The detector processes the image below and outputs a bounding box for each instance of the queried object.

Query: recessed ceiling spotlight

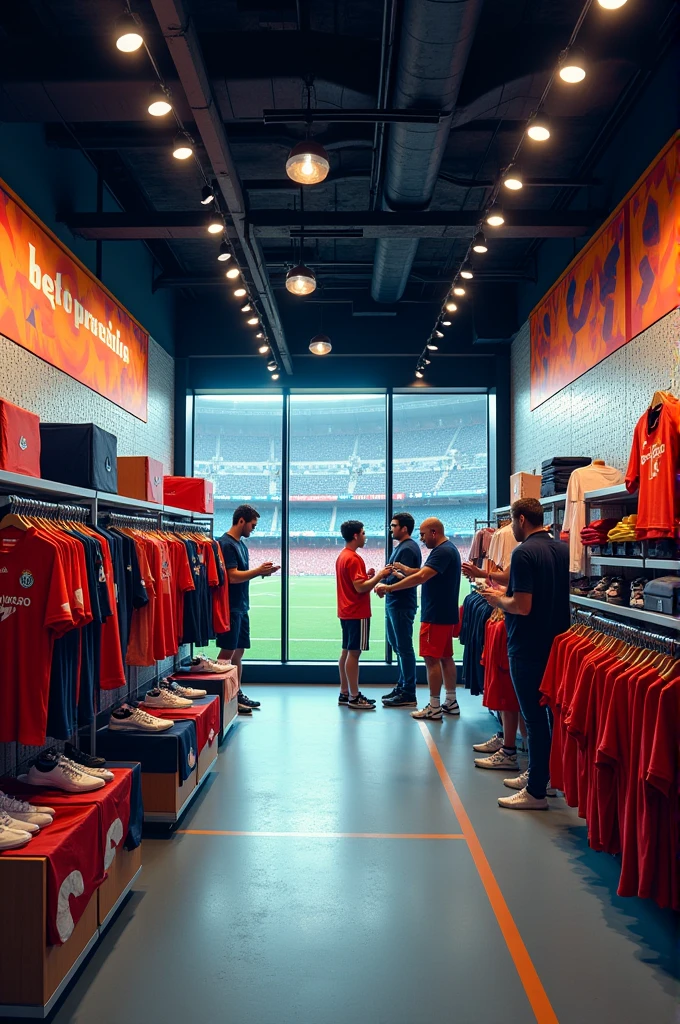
[460,261,474,280]
[148,85,172,117]
[115,13,143,52]
[286,141,330,185]
[217,241,231,262]
[200,185,215,205]
[172,133,193,160]
[526,114,550,142]
[226,267,240,280]
[472,231,488,254]
[286,264,317,296]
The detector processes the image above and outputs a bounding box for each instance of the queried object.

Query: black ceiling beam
[153,270,531,289]
[262,109,445,124]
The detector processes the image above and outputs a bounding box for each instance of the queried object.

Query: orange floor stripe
[178,829,466,839]
[418,722,559,1024]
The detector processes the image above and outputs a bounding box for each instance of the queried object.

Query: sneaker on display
[382,692,418,707]
[64,742,107,770]
[143,687,192,709]
[498,787,549,811]
[441,699,460,716]
[587,577,611,601]
[0,808,40,834]
[58,755,114,783]
[606,577,628,606]
[630,578,646,609]
[348,692,377,711]
[22,755,106,792]
[160,679,207,699]
[0,791,54,827]
[410,703,443,720]
[238,690,261,709]
[109,705,174,733]
[0,822,32,850]
[472,733,504,753]
[188,656,232,675]
[474,749,519,771]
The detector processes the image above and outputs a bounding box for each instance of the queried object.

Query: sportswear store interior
[0,1,677,1021]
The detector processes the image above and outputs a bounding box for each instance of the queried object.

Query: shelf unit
[583,483,637,504]
[570,594,680,632]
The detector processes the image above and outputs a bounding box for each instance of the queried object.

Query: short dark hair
[340,520,364,542]
[233,504,260,526]
[511,497,544,527]
[391,512,415,535]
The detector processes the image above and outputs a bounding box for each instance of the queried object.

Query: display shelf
[539,492,567,506]
[584,484,637,504]
[162,503,213,520]
[570,594,680,631]
[589,556,644,569]
[96,491,162,513]
[491,504,512,516]
[0,468,96,502]
[646,559,680,570]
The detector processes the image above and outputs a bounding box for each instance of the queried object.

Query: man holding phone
[217,504,280,714]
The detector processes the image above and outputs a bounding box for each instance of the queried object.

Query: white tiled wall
[512,308,680,474]
[0,334,174,472]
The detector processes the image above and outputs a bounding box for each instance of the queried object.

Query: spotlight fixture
[234,287,247,298]
[460,261,474,280]
[426,341,439,351]
[434,330,444,339]
[258,344,269,354]
[247,317,259,325]
[285,141,330,185]
[526,114,550,142]
[148,85,172,117]
[285,264,317,296]
[217,241,231,262]
[415,369,424,379]
[207,218,223,234]
[472,231,488,254]
[226,267,240,280]
[200,185,215,205]
[486,207,505,228]
[267,360,278,371]
[441,320,452,327]
[597,0,627,6]
[240,303,252,313]
[309,334,332,355]
[172,134,193,160]
[452,284,466,296]
[446,301,458,312]
[559,47,587,84]
[115,13,143,52]
[503,169,523,191]
[271,373,280,380]
[423,358,431,365]
[255,332,265,339]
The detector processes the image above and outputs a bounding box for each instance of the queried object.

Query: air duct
[371,0,483,303]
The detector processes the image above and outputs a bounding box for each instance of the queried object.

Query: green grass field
[197,575,464,662]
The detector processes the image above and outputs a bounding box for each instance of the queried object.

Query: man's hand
[375,583,390,598]
[462,561,486,581]
[257,562,278,576]
[367,567,376,578]
[391,561,407,574]
[482,589,505,608]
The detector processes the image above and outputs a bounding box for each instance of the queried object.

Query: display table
[170,670,239,741]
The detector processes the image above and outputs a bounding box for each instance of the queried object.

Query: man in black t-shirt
[483,497,569,811]
[380,512,422,708]
[217,504,280,714]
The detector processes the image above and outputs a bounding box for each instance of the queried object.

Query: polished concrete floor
[49,686,678,1024]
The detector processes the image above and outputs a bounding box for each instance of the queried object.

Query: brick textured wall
[512,308,680,474]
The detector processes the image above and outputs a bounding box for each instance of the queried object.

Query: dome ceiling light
[286,264,317,296]
[309,334,332,356]
[286,141,330,185]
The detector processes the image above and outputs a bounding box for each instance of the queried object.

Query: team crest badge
[19,570,34,589]
[19,436,28,450]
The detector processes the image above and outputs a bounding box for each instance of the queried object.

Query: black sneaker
[237,701,253,715]
[238,690,260,709]
[588,576,611,601]
[338,691,350,705]
[383,692,418,707]
[381,687,401,702]
[64,742,107,769]
[348,692,377,711]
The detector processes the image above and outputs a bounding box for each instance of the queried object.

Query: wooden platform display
[141,765,197,822]
[97,844,143,928]
[222,694,238,739]
[197,741,218,784]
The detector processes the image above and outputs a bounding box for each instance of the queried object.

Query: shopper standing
[376,517,461,720]
[336,520,390,710]
[216,504,280,714]
[381,513,422,708]
[482,497,569,810]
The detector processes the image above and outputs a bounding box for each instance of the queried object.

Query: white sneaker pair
[411,699,460,721]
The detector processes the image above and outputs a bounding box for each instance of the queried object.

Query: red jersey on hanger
[625,395,680,538]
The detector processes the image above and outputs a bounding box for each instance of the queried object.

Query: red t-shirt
[625,396,680,538]
[645,678,680,910]
[481,617,518,712]
[336,547,371,620]
[0,526,74,745]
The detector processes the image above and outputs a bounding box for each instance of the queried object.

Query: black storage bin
[643,576,680,615]
[39,423,118,492]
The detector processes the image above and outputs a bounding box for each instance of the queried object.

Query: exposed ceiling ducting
[371,0,484,303]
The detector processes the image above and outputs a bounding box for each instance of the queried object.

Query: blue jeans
[386,604,417,697]
[508,655,552,800]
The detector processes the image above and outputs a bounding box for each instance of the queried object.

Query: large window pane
[289,395,386,661]
[392,394,488,660]
[194,395,282,660]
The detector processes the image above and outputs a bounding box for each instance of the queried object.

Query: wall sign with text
[0,180,148,421]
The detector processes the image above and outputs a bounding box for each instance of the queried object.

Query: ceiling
[0,0,677,373]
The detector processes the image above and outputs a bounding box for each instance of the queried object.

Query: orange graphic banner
[0,180,148,421]
[530,134,680,410]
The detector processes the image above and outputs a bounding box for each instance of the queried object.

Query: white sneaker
[0,809,39,834]
[498,787,549,811]
[109,705,174,733]
[474,749,519,771]
[188,656,231,675]
[22,760,105,793]
[143,687,192,709]
[58,756,114,783]
[0,823,32,850]
[503,769,529,790]
[0,791,54,827]
[441,699,460,716]
[472,733,503,753]
[410,703,443,720]
[161,679,207,699]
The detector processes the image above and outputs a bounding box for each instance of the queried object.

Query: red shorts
[419,622,455,659]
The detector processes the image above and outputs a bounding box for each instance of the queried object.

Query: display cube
[118,456,164,504]
[510,472,542,501]
[0,397,41,477]
[163,475,214,513]
[40,423,118,492]
[97,843,142,928]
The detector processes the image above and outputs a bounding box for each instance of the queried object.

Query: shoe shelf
[589,556,644,569]
[570,594,680,632]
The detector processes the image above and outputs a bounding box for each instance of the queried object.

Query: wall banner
[530,134,679,411]
[0,180,148,421]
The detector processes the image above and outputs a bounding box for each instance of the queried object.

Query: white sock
[445,691,458,706]
[430,695,441,708]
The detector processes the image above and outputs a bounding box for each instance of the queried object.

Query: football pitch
[198,575,465,663]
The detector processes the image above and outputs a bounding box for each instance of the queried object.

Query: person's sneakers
[472,733,504,753]
[64,742,107,769]
[237,698,253,715]
[22,755,106,792]
[160,679,207,699]
[187,655,232,675]
[0,790,54,826]
[238,691,261,709]
[109,705,174,733]
[0,822,32,850]
[411,703,443,720]
[381,687,401,702]
[498,787,549,811]
[474,749,519,771]
[503,769,529,790]
[383,692,418,707]
[0,808,40,834]
[441,698,460,716]
[143,687,192,709]
[338,691,349,705]
[348,692,376,710]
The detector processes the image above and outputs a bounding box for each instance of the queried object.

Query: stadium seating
[290,473,350,495]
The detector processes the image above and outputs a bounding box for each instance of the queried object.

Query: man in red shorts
[376,517,461,720]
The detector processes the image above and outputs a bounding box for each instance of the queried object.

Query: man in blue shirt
[217,504,279,714]
[380,512,422,708]
[377,517,461,721]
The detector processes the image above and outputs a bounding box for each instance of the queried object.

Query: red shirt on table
[336,548,371,619]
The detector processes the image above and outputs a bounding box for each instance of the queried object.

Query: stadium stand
[353,473,386,495]
[290,508,332,533]
[393,470,443,493]
[290,473,350,495]
[291,435,355,461]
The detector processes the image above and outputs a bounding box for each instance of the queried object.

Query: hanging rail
[161,517,211,534]
[99,511,160,529]
[0,493,90,521]
[570,605,678,655]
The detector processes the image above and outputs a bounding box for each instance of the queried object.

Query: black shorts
[340,618,370,652]
[216,611,251,651]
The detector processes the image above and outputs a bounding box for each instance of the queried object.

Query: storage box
[118,456,164,504]
[0,398,41,477]
[163,475,214,513]
[510,472,542,501]
[40,423,118,492]
[643,576,680,615]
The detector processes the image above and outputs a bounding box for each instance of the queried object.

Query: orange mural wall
[530,134,680,411]
[0,180,148,422]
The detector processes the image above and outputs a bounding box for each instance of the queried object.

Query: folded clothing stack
[541,456,592,497]
[580,518,619,546]
[607,515,638,541]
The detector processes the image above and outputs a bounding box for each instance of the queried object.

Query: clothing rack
[100,511,159,529]
[163,519,211,534]
[570,605,679,656]
[0,493,90,521]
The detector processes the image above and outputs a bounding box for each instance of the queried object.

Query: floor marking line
[177,829,466,839]
[417,722,559,1024]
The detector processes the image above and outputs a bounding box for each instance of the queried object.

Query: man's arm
[483,590,532,616]
[227,564,277,584]
[390,561,420,577]
[353,566,391,593]
[377,565,438,595]
[462,561,510,586]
